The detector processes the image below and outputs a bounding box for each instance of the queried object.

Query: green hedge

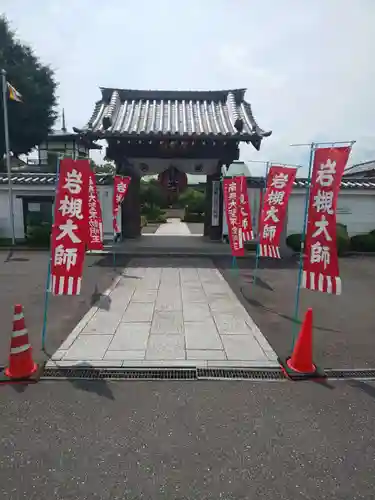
[286,225,350,256]
[183,212,205,223]
[350,233,375,252]
[286,233,303,252]
[0,237,12,246]
[26,223,51,247]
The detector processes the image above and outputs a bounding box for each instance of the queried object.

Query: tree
[0,16,57,165]
[140,179,166,209]
[91,161,116,174]
[178,187,205,213]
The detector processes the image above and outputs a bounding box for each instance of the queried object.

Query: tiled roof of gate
[0,173,113,186]
[73,88,272,147]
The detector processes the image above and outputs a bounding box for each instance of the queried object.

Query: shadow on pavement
[240,287,341,334]
[347,380,375,401]
[8,362,115,400]
[90,284,112,311]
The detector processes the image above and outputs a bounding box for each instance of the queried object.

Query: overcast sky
[2,0,375,174]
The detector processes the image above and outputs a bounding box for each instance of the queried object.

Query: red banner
[302,147,351,294]
[258,166,297,258]
[223,178,245,257]
[87,169,104,251]
[238,176,254,241]
[112,176,131,234]
[50,159,90,295]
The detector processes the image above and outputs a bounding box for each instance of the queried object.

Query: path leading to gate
[154,218,194,235]
[47,257,278,368]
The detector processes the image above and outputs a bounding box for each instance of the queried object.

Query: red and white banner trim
[302,271,342,295]
[51,275,82,295]
[242,229,254,242]
[258,244,281,259]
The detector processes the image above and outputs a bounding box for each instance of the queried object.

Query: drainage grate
[41,367,285,381]
[37,366,375,381]
[42,368,198,380]
[197,368,284,380]
[324,369,375,380]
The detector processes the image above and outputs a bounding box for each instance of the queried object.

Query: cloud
[2,0,375,173]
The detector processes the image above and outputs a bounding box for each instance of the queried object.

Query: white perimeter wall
[0,191,27,239]
[222,187,375,238]
[0,185,118,241]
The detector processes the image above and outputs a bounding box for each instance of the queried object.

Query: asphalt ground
[0,379,374,499]
[0,251,121,367]
[185,222,204,234]
[217,255,375,370]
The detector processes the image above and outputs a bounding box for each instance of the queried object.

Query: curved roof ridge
[99,87,247,102]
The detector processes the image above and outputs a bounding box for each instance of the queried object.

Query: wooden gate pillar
[117,161,141,239]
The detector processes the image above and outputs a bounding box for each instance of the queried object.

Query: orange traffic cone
[279,308,326,380]
[4,304,38,380]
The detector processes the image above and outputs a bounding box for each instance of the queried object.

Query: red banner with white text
[238,176,254,242]
[112,176,131,234]
[258,166,297,258]
[223,177,245,257]
[87,169,104,251]
[302,146,351,295]
[50,159,90,295]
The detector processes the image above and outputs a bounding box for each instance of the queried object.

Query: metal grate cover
[42,368,198,380]
[28,366,375,381]
[324,369,375,379]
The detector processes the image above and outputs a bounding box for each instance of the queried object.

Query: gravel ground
[217,255,375,369]
[0,379,374,499]
[0,251,122,366]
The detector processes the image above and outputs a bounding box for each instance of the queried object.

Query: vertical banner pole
[1,69,16,245]
[41,156,61,351]
[252,161,270,288]
[292,143,315,344]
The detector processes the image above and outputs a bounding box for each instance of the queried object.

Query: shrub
[350,234,375,252]
[142,205,166,223]
[286,223,350,255]
[336,223,349,239]
[244,241,257,251]
[26,223,51,247]
[141,215,147,227]
[337,234,350,256]
[0,237,12,246]
[155,214,167,223]
[183,212,205,223]
[286,233,302,251]
[178,188,205,213]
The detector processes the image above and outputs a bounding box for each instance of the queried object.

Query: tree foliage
[0,16,57,161]
[178,187,205,213]
[140,179,166,208]
[91,161,116,174]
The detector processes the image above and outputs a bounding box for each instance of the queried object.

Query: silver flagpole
[1,69,16,245]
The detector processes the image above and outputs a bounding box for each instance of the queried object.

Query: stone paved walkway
[154,218,191,235]
[47,258,278,368]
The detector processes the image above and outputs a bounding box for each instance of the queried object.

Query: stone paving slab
[47,258,279,368]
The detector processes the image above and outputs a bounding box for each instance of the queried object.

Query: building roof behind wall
[343,160,375,177]
[1,172,375,190]
[0,173,113,186]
